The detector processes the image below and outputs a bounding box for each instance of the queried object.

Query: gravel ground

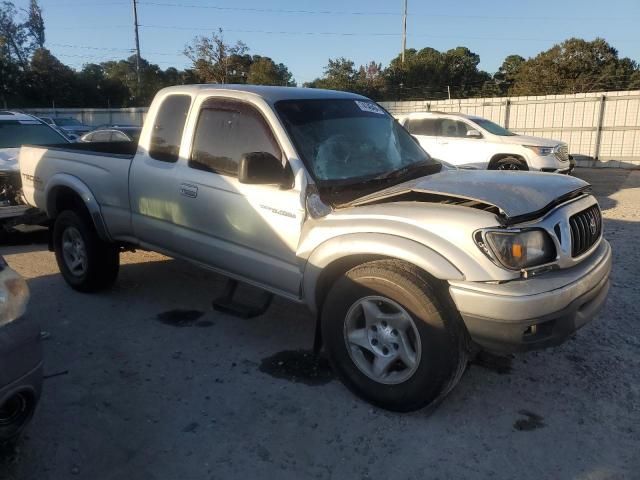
[1,168,639,480]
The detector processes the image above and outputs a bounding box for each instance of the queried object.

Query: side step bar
[212,279,274,319]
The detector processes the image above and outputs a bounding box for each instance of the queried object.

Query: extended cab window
[189,99,281,176]
[406,118,439,136]
[149,94,191,162]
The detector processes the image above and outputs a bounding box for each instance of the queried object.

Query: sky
[10,0,640,85]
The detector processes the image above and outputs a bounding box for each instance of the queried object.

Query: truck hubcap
[343,296,421,385]
[62,227,88,276]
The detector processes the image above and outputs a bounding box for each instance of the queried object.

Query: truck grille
[555,145,569,162]
[569,204,602,257]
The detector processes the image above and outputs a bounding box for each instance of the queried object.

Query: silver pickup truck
[18,85,611,411]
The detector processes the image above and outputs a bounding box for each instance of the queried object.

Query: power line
[134,1,638,21]
[138,1,398,15]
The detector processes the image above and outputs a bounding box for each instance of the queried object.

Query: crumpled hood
[350,169,590,224]
[0,148,20,172]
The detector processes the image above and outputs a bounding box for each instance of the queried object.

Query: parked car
[19,86,611,411]
[0,111,69,233]
[79,126,142,143]
[0,256,42,446]
[398,111,573,173]
[39,116,92,138]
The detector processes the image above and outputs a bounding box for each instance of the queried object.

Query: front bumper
[528,153,571,174]
[449,240,612,353]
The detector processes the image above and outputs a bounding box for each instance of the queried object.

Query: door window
[189,99,282,177]
[112,131,130,142]
[439,119,471,138]
[149,94,192,162]
[91,130,112,142]
[405,118,438,136]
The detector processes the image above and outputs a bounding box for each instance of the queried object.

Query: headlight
[523,145,554,156]
[483,229,556,270]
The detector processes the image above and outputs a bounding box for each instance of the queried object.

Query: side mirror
[238,152,288,186]
[466,129,482,138]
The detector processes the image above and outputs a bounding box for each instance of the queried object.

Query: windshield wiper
[371,160,441,182]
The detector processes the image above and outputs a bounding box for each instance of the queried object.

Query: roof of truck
[158,84,369,103]
[0,111,42,122]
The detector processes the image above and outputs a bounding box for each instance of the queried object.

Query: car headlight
[523,145,554,156]
[483,229,556,270]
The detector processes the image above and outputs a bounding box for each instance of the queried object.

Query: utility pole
[401,0,407,63]
[132,0,142,96]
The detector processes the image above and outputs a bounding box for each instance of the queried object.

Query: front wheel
[495,157,528,171]
[321,260,468,412]
[53,210,119,292]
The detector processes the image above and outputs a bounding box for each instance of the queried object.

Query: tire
[321,260,468,412]
[494,157,528,171]
[0,391,36,447]
[53,210,119,292]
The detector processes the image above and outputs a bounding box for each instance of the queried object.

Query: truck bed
[19,143,135,239]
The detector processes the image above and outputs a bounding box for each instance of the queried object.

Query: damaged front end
[0,171,24,208]
[0,171,30,224]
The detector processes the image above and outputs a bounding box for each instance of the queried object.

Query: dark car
[0,256,42,446]
[39,116,92,139]
[79,126,142,144]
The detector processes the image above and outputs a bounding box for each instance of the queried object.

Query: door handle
[179,183,198,198]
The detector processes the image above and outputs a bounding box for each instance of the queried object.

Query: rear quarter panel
[19,145,133,238]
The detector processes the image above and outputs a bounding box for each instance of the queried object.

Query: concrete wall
[380,90,640,168]
[22,107,148,129]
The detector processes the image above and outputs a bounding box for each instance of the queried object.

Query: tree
[0,1,30,68]
[493,55,524,94]
[305,57,358,91]
[247,56,294,86]
[355,61,386,99]
[385,46,491,100]
[0,55,21,108]
[184,29,249,84]
[21,48,76,106]
[511,38,640,95]
[25,0,45,49]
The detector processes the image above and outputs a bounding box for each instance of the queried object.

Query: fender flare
[45,173,111,241]
[302,232,464,314]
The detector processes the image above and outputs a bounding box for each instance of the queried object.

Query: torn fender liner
[349,169,590,225]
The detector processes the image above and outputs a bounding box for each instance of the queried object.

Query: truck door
[172,98,304,298]
[435,119,489,168]
[129,93,193,251]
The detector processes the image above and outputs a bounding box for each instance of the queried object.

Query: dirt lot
[1,168,639,480]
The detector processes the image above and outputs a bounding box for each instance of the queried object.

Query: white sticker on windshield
[355,100,385,115]
[19,120,40,125]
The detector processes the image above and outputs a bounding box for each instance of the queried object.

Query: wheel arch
[45,174,111,242]
[303,233,464,315]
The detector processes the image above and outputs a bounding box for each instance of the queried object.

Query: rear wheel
[53,210,119,292]
[321,260,468,412]
[495,157,528,171]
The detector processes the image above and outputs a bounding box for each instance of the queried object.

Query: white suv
[398,112,572,173]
